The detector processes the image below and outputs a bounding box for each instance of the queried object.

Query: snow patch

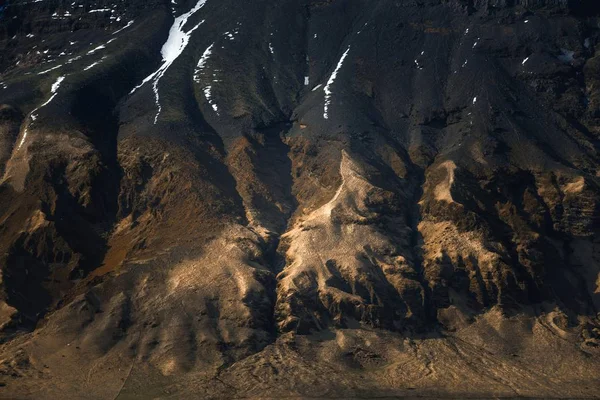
[130,0,208,124]
[414,59,423,70]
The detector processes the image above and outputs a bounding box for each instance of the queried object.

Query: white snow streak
[87,38,116,56]
[112,20,134,35]
[522,56,529,65]
[66,55,82,64]
[38,64,63,75]
[83,56,107,71]
[194,43,214,82]
[323,45,351,120]
[18,76,66,149]
[129,0,208,124]
[194,43,219,114]
[87,44,106,55]
[203,86,218,113]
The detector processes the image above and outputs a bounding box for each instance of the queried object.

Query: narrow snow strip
[85,38,116,56]
[203,86,219,113]
[193,43,219,114]
[304,76,309,86]
[312,84,322,92]
[18,76,66,149]
[38,64,63,75]
[112,20,134,35]
[522,56,529,65]
[323,45,350,120]
[87,45,105,55]
[83,62,100,71]
[83,56,107,71]
[193,43,214,82]
[66,55,82,64]
[130,0,208,124]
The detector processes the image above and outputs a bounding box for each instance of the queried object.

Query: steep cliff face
[0,0,599,398]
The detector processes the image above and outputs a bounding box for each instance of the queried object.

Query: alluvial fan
[0,0,599,398]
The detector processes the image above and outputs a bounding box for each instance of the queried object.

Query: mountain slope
[0,0,599,398]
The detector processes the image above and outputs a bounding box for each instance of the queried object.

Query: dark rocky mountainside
[0,0,600,398]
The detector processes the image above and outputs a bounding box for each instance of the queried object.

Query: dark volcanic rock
[0,0,599,398]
